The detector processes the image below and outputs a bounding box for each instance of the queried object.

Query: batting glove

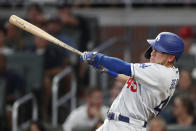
[80,51,98,64]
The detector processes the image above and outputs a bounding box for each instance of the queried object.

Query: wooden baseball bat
[9,15,82,56]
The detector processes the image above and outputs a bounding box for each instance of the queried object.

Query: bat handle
[75,50,83,56]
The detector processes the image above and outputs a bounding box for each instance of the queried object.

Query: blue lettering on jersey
[154,96,170,116]
[139,64,151,69]
[170,79,179,89]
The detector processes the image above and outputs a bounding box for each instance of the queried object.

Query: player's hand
[80,51,98,64]
[91,62,108,73]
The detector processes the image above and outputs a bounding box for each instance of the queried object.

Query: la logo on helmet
[156,35,161,42]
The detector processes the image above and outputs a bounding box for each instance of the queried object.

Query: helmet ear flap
[144,46,153,59]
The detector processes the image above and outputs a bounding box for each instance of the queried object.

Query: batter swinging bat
[9,15,82,56]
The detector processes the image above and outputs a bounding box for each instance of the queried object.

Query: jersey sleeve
[130,63,164,90]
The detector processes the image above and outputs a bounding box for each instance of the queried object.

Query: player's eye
[153,49,165,54]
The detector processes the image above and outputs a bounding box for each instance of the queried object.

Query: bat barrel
[9,15,83,56]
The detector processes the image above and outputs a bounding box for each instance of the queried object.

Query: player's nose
[151,50,156,57]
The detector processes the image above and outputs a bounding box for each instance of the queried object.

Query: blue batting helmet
[145,32,184,61]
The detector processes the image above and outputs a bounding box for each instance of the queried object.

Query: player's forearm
[95,54,131,76]
[116,74,130,83]
[107,70,129,83]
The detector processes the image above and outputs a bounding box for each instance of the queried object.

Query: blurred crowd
[0,3,96,131]
[0,2,196,131]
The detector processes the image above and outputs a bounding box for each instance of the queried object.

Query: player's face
[150,49,172,66]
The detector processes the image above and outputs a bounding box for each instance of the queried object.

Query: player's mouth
[150,57,154,60]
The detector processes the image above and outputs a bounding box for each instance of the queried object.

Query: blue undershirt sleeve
[95,53,131,76]
[107,70,118,78]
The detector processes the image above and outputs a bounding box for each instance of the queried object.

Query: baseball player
[80,32,184,131]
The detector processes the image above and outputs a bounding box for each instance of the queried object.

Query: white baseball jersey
[109,63,179,123]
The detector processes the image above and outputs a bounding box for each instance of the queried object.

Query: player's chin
[150,59,159,64]
[150,58,155,63]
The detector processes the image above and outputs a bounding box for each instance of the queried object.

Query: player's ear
[168,55,175,63]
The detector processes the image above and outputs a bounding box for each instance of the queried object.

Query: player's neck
[164,62,174,68]
[162,54,175,68]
